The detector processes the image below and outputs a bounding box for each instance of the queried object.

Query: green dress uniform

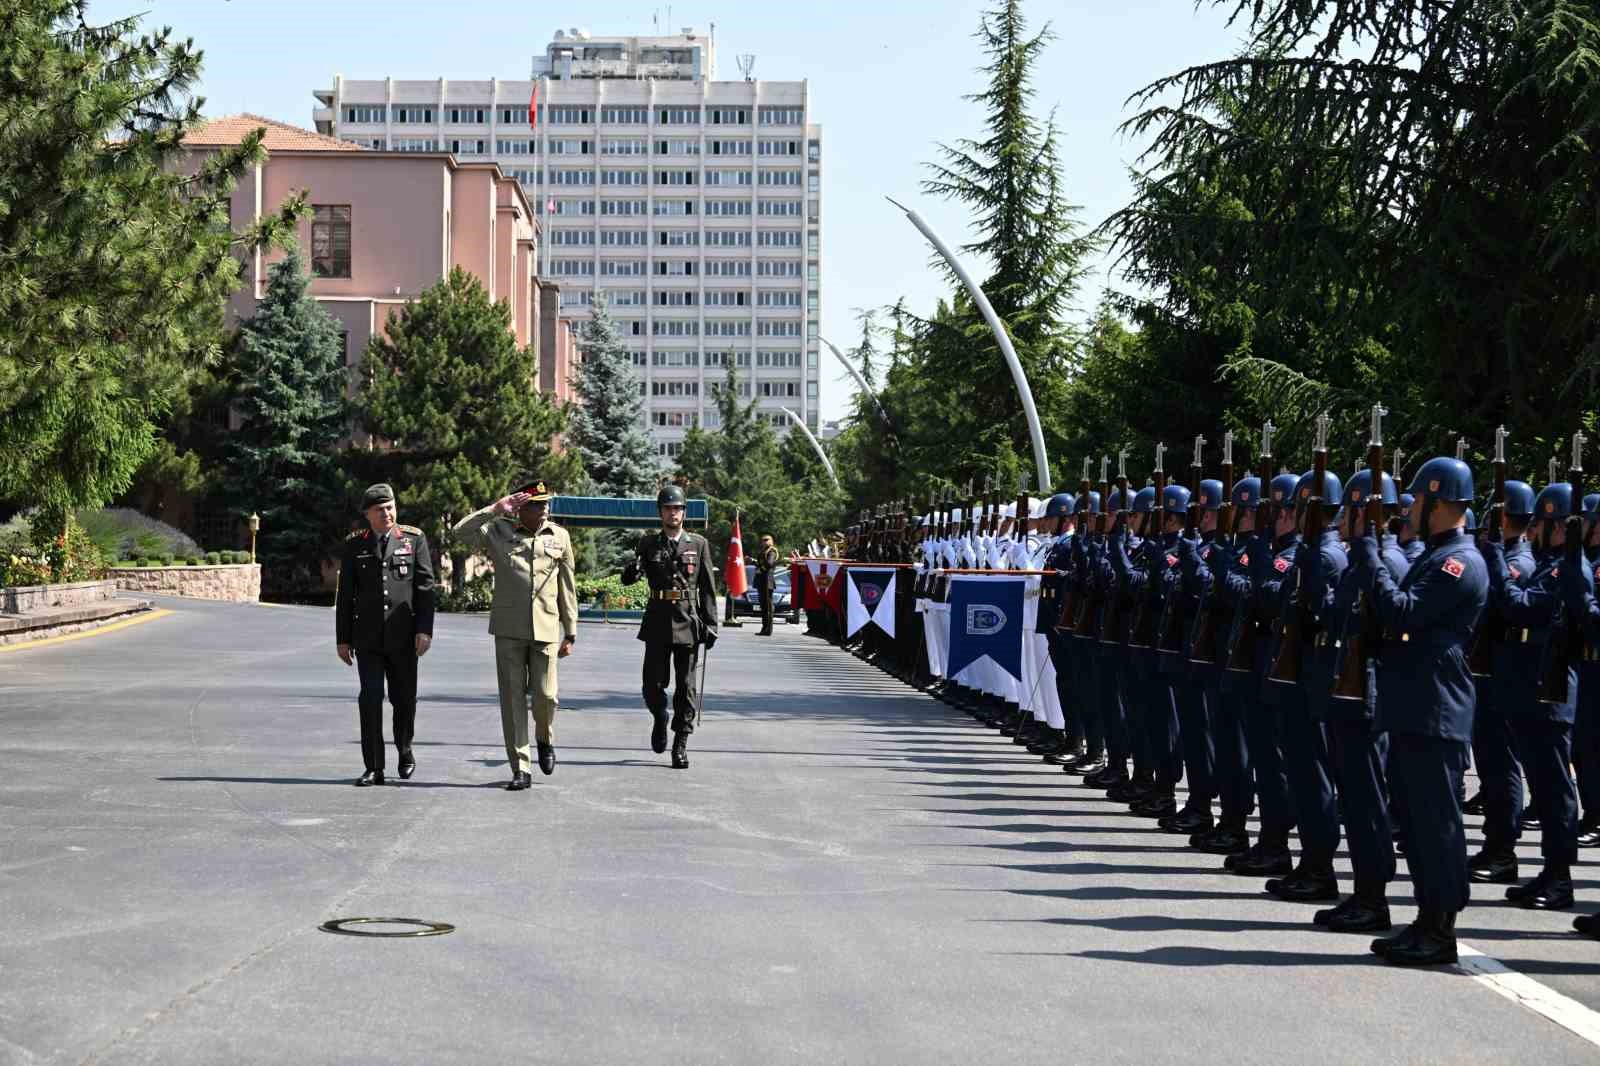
[452,505,578,777]
[622,529,720,737]
[335,523,435,775]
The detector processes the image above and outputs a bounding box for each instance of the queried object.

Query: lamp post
[248,513,260,564]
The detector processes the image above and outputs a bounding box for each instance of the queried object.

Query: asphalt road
[2,595,1599,1065]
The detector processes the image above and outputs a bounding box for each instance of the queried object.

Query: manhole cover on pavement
[318,917,455,938]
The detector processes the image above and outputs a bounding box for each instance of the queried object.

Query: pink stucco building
[182,115,575,403]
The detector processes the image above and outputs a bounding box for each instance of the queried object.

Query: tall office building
[314,27,822,459]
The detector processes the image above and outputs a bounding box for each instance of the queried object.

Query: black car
[734,564,791,618]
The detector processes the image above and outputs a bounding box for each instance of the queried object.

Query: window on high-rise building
[390,136,436,152]
[652,260,698,277]
[758,260,802,278]
[547,106,593,124]
[654,169,697,186]
[757,139,800,156]
[550,169,595,185]
[601,137,646,155]
[808,140,820,162]
[652,201,698,218]
[757,291,800,308]
[807,290,819,311]
[600,229,648,246]
[807,172,820,193]
[806,381,819,399]
[390,106,433,123]
[757,230,802,248]
[600,169,646,185]
[807,263,819,282]
[500,106,530,124]
[497,139,532,155]
[758,170,801,187]
[806,350,818,369]
[601,106,649,123]
[757,199,803,217]
[705,230,752,248]
[758,107,804,125]
[343,105,384,123]
[655,139,699,156]
[653,290,697,306]
[658,107,700,125]
[448,139,487,155]
[599,260,648,277]
[704,260,752,277]
[600,199,646,216]
[656,228,699,246]
[446,107,488,124]
[311,205,351,278]
[708,107,749,125]
[807,233,819,254]
[704,169,752,186]
[709,139,752,157]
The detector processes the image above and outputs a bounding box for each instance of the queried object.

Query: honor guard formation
[792,410,1600,966]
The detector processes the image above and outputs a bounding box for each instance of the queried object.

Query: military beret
[511,476,553,502]
[362,483,395,509]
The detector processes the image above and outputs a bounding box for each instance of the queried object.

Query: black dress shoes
[1232,847,1294,877]
[1324,897,1392,933]
[1573,913,1600,939]
[671,733,689,769]
[1067,753,1108,778]
[1467,848,1518,884]
[1371,922,1417,958]
[356,770,384,787]
[1106,777,1149,803]
[538,743,556,776]
[1086,764,1128,789]
[1385,910,1458,967]
[1578,823,1600,849]
[1506,869,1574,909]
[1265,868,1339,903]
[1160,806,1214,835]
[651,707,670,754]
[1462,790,1484,816]
[1194,826,1249,856]
[398,752,416,780]
[506,771,532,791]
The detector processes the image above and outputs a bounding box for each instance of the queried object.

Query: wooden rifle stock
[1269,419,1331,687]
[1189,455,1235,665]
[1330,433,1385,702]
[1098,474,1132,644]
[1127,457,1167,650]
[1467,435,1507,677]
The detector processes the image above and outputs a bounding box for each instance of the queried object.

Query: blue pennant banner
[946,574,1028,682]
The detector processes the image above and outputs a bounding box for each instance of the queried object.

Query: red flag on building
[725,513,749,597]
[528,83,539,131]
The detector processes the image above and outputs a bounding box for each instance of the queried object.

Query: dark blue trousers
[1143,671,1182,787]
[1276,678,1340,867]
[1574,663,1600,824]
[1173,677,1216,807]
[1119,654,1150,776]
[1511,716,1580,869]
[1389,733,1472,914]
[1049,633,1082,744]
[1471,676,1523,848]
[1244,676,1294,848]
[1329,717,1395,897]
[1072,636,1105,757]
[1213,682,1255,828]
[1098,647,1131,768]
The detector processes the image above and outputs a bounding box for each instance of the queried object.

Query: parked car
[734,565,791,619]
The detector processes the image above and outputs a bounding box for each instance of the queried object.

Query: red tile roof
[183,113,366,152]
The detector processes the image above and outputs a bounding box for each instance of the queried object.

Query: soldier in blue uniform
[1226,472,1302,877]
[1066,493,1111,776]
[1163,479,1223,836]
[1029,493,1077,761]
[1038,493,1078,762]
[334,483,436,787]
[1057,492,1104,772]
[1466,480,1536,884]
[1127,484,1189,819]
[1089,487,1137,789]
[1263,467,1346,903]
[1308,469,1409,932]
[1395,493,1425,563]
[1481,480,1582,911]
[1108,486,1160,803]
[1352,455,1487,966]
[1563,496,1600,938]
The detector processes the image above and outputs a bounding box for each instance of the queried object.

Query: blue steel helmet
[1534,482,1574,521]
[1407,457,1475,503]
[1161,484,1192,514]
[1132,486,1158,514]
[1399,492,1415,512]
[1044,492,1076,519]
[1503,480,1536,518]
[1343,469,1399,508]
[1269,472,1301,505]
[1106,488,1131,512]
[1293,469,1343,512]
[1585,493,1600,518]
[1463,507,1478,533]
[1195,479,1225,511]
[1231,476,1262,510]
[1080,490,1103,515]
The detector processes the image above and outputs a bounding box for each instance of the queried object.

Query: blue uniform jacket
[1485,538,1575,724]
[1561,544,1600,720]
[1360,528,1487,740]
[1263,529,1343,702]
[1039,533,1072,633]
[1106,528,1146,647]
[1180,533,1231,681]
[1217,529,1267,693]
[1309,533,1409,722]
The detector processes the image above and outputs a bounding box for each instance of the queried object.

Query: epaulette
[346,529,366,541]
[398,524,423,535]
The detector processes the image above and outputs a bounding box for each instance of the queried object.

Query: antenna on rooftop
[737,53,756,81]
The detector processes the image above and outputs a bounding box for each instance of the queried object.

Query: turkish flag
[529,83,539,130]
[725,513,749,597]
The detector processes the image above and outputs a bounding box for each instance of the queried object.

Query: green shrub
[205,551,221,566]
[0,512,106,586]
[159,553,174,566]
[575,573,650,610]
[437,572,494,613]
[76,508,199,562]
[136,557,151,567]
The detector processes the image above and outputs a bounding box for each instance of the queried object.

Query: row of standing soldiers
[869,422,1600,967]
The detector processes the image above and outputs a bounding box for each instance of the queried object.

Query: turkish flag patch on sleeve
[1165,554,1179,568]
[1273,558,1291,573]
[1239,553,1249,567]
[1442,556,1465,579]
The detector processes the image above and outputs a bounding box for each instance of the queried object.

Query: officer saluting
[335,484,436,786]
[622,485,720,769]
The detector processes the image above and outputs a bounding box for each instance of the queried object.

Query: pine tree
[566,299,657,571]
[219,248,349,592]
[0,1,305,529]
[356,267,580,593]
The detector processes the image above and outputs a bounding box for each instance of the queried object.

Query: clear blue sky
[98,0,1245,421]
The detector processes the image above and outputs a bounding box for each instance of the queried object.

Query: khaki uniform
[452,506,578,773]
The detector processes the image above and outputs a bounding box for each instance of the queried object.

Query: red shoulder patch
[1165,553,1179,568]
[1273,557,1290,573]
[1508,564,1521,580]
[1238,553,1250,567]
[1442,556,1465,579]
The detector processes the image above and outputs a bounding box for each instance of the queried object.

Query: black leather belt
[1583,647,1600,664]
[651,590,688,602]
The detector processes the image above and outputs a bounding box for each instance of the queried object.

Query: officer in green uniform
[622,484,720,768]
[756,534,780,635]
[452,477,578,790]
[335,483,435,786]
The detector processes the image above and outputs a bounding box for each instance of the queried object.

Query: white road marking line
[1458,942,1600,1048]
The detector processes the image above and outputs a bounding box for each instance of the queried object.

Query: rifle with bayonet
[1158,434,1206,657]
[1226,422,1276,674]
[1540,432,1588,705]
[1190,430,1235,665]
[1098,447,1133,645]
[1074,455,1113,634]
[1268,413,1331,688]
[1330,404,1387,702]
[1127,442,1168,649]
[1467,427,1508,677]
[1056,457,1093,629]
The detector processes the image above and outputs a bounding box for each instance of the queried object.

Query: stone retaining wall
[112,564,260,603]
[0,579,117,614]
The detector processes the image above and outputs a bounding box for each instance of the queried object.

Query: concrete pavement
[1,595,1598,1064]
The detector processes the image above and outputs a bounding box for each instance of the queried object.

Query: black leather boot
[671,732,689,770]
[1385,910,1458,966]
